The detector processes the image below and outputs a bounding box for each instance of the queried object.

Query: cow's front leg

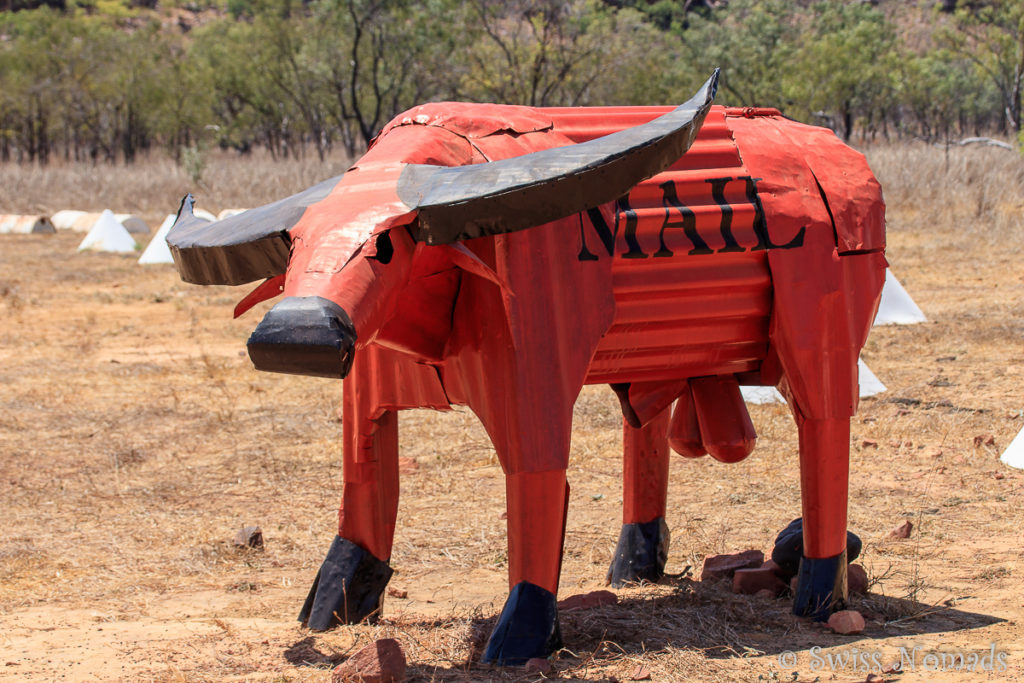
[791,416,851,620]
[608,408,670,586]
[300,389,399,630]
[483,469,569,665]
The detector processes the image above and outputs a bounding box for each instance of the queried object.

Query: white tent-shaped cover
[138,214,176,264]
[740,358,886,405]
[741,268,924,405]
[0,214,55,234]
[875,269,927,325]
[1000,428,1024,470]
[77,210,137,253]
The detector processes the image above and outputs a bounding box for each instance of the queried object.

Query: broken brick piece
[701,550,764,582]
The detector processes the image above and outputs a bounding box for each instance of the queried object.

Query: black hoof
[298,536,393,631]
[606,517,669,587]
[792,551,847,621]
[482,582,562,665]
[771,518,861,580]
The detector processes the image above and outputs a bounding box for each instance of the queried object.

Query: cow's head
[168,71,718,380]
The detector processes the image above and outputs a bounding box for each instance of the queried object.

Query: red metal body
[187,99,887,652]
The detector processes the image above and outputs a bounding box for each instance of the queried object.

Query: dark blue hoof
[771,517,861,580]
[482,582,562,665]
[607,517,669,587]
[298,536,393,630]
[792,551,846,621]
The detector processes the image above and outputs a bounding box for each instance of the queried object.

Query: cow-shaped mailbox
[168,71,887,665]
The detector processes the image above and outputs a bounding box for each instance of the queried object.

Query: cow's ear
[168,175,342,285]
[398,69,719,245]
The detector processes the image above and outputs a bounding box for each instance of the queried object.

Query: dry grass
[0,149,352,229]
[1,141,1023,681]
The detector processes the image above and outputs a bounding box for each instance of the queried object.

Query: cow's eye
[369,231,394,264]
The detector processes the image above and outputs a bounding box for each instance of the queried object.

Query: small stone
[882,661,901,674]
[524,658,551,674]
[865,674,885,683]
[557,590,617,611]
[994,472,1005,480]
[861,439,878,448]
[827,609,865,635]
[700,550,764,582]
[233,526,263,549]
[397,457,419,474]
[847,563,869,594]
[332,638,406,683]
[387,587,408,599]
[630,665,652,681]
[732,567,786,596]
[973,434,996,447]
[889,520,913,539]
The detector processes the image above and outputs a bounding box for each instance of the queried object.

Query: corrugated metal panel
[542,106,773,384]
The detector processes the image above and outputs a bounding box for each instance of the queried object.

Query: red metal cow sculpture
[168,71,887,664]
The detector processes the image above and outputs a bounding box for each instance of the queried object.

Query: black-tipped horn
[398,69,719,245]
[168,175,342,286]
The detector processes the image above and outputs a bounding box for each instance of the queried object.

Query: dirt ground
[1,143,1023,682]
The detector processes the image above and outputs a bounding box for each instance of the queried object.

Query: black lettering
[577,198,645,260]
[707,177,745,253]
[577,210,603,261]
[744,176,805,250]
[654,180,712,257]
[618,196,647,259]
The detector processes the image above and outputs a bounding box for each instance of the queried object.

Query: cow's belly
[586,251,770,384]
[578,107,772,384]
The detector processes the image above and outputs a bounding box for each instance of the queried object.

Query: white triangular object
[138,214,176,264]
[874,269,926,325]
[857,358,886,397]
[1000,428,1024,470]
[741,386,786,404]
[77,210,137,253]
[742,358,886,405]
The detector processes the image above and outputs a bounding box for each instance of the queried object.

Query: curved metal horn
[398,69,719,245]
[168,175,341,285]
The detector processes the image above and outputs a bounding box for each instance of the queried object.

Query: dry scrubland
[1,143,1023,682]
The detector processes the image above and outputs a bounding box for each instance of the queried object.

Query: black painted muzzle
[247,296,356,379]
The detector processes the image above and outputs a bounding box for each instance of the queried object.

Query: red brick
[332,639,406,683]
[701,550,764,582]
[732,567,786,596]
[827,610,865,635]
[847,563,869,594]
[557,590,617,611]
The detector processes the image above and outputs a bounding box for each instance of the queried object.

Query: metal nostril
[247,296,357,379]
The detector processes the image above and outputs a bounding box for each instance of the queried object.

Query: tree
[789,2,897,141]
[680,0,801,109]
[940,0,1024,133]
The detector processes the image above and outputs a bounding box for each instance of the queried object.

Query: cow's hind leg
[301,377,399,630]
[608,408,670,586]
[789,416,851,620]
[483,468,569,664]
